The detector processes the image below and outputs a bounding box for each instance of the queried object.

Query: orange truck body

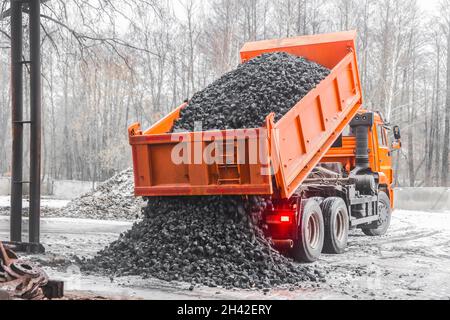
[128,31,363,200]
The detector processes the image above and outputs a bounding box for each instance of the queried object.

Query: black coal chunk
[172,52,330,132]
[82,196,320,289]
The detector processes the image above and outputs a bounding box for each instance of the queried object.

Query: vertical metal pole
[29,0,41,244]
[10,0,23,243]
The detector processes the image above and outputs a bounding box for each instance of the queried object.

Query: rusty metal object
[0,242,49,300]
[42,280,64,299]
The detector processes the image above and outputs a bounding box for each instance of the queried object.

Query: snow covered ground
[1,209,450,300]
[0,195,69,209]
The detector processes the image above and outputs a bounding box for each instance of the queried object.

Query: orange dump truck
[128,31,402,262]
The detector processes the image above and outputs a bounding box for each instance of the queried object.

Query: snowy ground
[0,196,69,219]
[1,209,450,300]
[0,196,69,210]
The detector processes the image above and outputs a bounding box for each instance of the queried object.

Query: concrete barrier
[0,177,97,200]
[1,177,449,210]
[51,180,96,199]
[395,188,450,212]
[1,177,30,195]
[0,178,9,195]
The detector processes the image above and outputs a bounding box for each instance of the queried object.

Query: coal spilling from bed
[172,52,330,132]
[81,196,324,289]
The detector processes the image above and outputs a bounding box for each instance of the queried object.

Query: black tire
[310,197,325,207]
[362,192,392,236]
[292,199,324,263]
[321,197,349,254]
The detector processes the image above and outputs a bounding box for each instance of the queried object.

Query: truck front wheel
[321,197,349,254]
[292,199,324,263]
[362,191,392,236]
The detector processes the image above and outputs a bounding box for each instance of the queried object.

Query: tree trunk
[442,30,450,186]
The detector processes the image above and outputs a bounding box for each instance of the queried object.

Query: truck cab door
[375,124,393,185]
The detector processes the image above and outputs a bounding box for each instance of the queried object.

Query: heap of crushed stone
[57,169,144,221]
[81,196,324,290]
[173,52,330,132]
[0,207,59,218]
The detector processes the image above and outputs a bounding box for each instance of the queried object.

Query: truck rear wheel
[362,192,391,236]
[321,197,349,254]
[292,199,324,263]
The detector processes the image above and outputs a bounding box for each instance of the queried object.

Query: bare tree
[441,0,450,186]
[0,0,448,186]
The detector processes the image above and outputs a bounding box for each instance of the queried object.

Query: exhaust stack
[350,113,374,172]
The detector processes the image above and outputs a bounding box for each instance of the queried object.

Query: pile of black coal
[81,53,330,289]
[172,52,330,132]
[82,196,323,289]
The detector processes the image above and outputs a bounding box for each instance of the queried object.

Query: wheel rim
[306,213,320,249]
[335,209,346,241]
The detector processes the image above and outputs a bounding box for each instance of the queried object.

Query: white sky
[171,0,443,20]
[417,0,441,12]
[128,0,444,32]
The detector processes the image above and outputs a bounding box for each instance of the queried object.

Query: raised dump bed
[129,30,363,199]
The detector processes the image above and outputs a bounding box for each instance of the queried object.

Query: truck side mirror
[393,126,401,140]
[391,125,402,150]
